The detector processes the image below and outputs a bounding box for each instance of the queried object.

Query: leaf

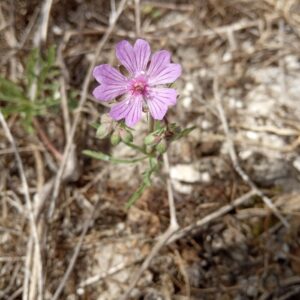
[83,150,147,164]
[89,122,100,130]
[83,150,111,161]
[123,141,147,154]
[1,46,64,133]
[125,158,160,207]
[46,45,56,68]
[0,77,27,102]
[125,182,148,208]
[68,90,80,109]
[25,48,39,87]
[173,126,196,140]
[143,158,158,185]
[154,120,163,131]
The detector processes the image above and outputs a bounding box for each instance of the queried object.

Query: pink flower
[92,39,181,127]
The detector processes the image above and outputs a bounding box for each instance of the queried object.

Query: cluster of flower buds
[95,113,194,157]
[95,114,133,145]
[111,126,133,145]
[144,129,167,154]
[143,122,193,154]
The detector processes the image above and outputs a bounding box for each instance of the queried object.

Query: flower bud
[144,133,160,145]
[149,157,158,168]
[119,129,133,143]
[144,134,155,145]
[96,123,111,139]
[100,113,112,124]
[155,139,167,154]
[145,145,154,154]
[110,131,121,145]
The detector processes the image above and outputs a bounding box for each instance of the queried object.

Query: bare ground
[1,0,300,299]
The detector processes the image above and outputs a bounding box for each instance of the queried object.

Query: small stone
[185,82,195,92]
[201,120,212,130]
[223,52,232,62]
[182,96,192,108]
[201,172,211,183]
[197,141,221,156]
[245,131,259,140]
[170,164,202,183]
[76,288,84,296]
[293,156,300,172]
[172,180,193,194]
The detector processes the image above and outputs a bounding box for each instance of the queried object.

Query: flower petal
[147,88,177,120]
[149,88,177,105]
[125,96,143,127]
[133,39,151,72]
[147,99,168,120]
[93,64,127,85]
[93,84,126,101]
[148,63,182,86]
[109,95,143,127]
[147,50,170,77]
[116,40,136,74]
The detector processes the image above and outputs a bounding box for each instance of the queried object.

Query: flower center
[129,76,148,96]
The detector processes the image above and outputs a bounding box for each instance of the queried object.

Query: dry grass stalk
[1,0,300,298]
[213,74,289,228]
[0,112,43,300]
[48,0,128,218]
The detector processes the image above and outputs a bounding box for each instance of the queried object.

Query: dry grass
[1,0,300,299]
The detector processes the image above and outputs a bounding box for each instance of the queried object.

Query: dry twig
[168,190,256,244]
[0,112,43,300]
[48,0,128,218]
[134,0,141,37]
[50,200,101,300]
[213,73,289,228]
[48,2,129,299]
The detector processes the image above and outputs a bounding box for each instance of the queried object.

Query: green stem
[83,150,147,164]
[110,156,147,164]
[123,141,148,155]
[125,157,159,208]
[125,181,148,208]
[148,113,154,132]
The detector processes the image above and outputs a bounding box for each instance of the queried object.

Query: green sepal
[110,131,121,145]
[155,139,167,154]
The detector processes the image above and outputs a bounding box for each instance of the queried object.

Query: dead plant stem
[213,73,289,228]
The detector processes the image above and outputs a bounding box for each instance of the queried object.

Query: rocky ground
[1,0,300,299]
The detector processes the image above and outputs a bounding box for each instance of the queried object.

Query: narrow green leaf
[46,45,56,67]
[173,126,196,140]
[83,150,147,164]
[83,150,111,161]
[0,77,26,101]
[25,48,39,87]
[125,182,148,208]
[125,157,160,207]
[123,141,148,154]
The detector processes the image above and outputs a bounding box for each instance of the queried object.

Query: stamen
[129,76,149,96]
